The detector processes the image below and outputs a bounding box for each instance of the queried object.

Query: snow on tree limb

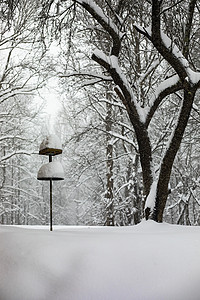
[63,0,200,222]
[134,24,198,82]
[151,1,187,81]
[187,69,200,85]
[145,181,157,212]
[102,130,138,150]
[134,23,200,85]
[145,75,182,126]
[0,150,35,163]
[74,0,123,37]
[92,49,146,123]
[73,0,123,56]
[149,75,180,107]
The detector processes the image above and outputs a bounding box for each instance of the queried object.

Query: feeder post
[49,155,53,231]
[37,135,64,232]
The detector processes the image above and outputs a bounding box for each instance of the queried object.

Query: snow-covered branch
[92,49,146,123]
[145,75,182,126]
[134,22,200,84]
[106,130,137,150]
[73,0,123,56]
[0,150,35,163]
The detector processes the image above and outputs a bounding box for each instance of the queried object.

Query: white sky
[34,77,62,131]
[45,89,61,116]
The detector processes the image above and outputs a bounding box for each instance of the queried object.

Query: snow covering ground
[0,221,200,300]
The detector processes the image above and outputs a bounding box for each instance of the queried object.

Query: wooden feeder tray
[37,176,64,181]
[39,135,62,156]
[39,148,62,156]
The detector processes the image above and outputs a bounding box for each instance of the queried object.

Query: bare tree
[0,0,58,225]
[51,0,200,222]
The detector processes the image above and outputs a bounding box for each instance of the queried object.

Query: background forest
[0,0,199,226]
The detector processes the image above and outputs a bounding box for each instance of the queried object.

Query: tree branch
[183,0,197,59]
[146,75,182,127]
[133,1,190,83]
[60,71,112,82]
[73,0,122,56]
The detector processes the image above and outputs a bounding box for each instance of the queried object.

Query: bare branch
[60,71,112,82]
[183,0,197,59]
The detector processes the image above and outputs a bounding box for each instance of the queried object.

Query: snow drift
[0,221,200,300]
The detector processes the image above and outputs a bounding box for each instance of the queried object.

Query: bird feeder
[37,135,64,231]
[39,134,62,156]
[37,161,64,181]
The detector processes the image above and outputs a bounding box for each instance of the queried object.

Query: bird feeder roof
[39,135,62,156]
[37,161,64,181]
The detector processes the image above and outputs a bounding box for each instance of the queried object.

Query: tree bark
[105,99,114,226]
[151,88,196,222]
[73,0,200,223]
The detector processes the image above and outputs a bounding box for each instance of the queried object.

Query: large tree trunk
[105,98,114,226]
[72,0,200,223]
[151,89,196,222]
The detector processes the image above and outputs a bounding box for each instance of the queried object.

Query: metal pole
[49,155,53,231]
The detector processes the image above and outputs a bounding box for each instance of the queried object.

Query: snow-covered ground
[0,221,200,300]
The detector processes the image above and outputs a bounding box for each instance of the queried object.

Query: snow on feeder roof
[39,135,62,156]
[37,161,64,181]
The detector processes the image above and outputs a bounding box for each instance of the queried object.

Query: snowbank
[0,221,200,300]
